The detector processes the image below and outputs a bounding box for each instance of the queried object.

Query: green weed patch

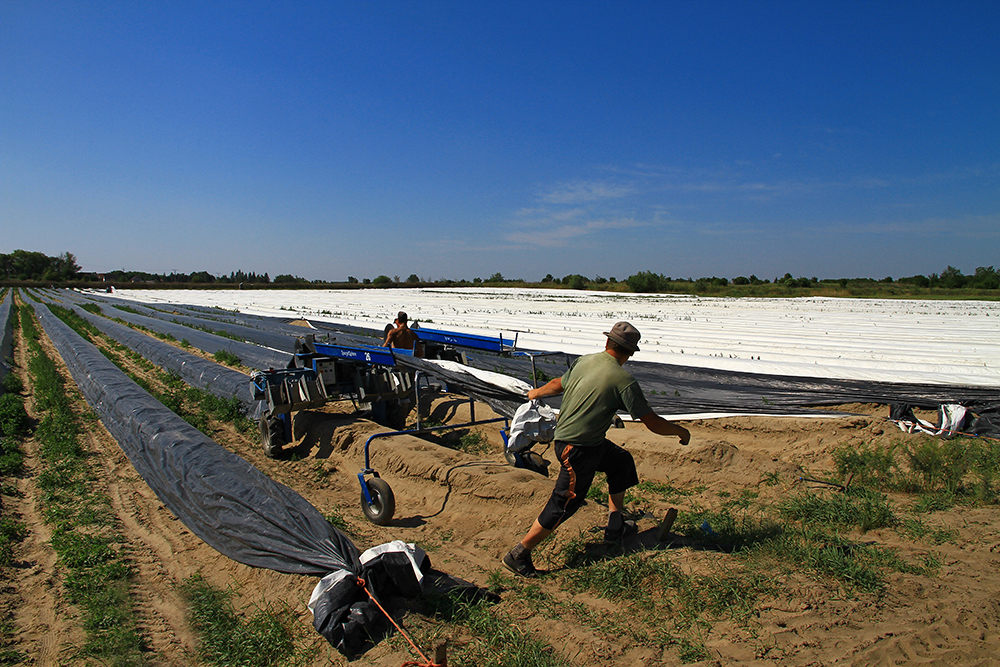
[834,437,1000,506]
[777,487,896,531]
[179,574,306,667]
[213,349,242,366]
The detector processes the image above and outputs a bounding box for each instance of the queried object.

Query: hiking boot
[603,512,638,544]
[502,544,539,578]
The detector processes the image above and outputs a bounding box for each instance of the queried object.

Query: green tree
[971,266,999,289]
[625,271,668,293]
[52,251,80,280]
[899,274,930,288]
[938,265,967,289]
[190,271,215,283]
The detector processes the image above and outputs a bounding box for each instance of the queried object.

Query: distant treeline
[100,269,279,285]
[619,266,1000,292]
[2,249,998,296]
[1,250,81,282]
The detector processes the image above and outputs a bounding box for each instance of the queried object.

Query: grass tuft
[777,487,896,532]
[180,574,305,667]
[212,349,242,367]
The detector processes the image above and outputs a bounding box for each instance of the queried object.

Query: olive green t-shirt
[553,351,652,447]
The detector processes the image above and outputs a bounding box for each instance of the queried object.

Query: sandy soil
[4,312,1000,666]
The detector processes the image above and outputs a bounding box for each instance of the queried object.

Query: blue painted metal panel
[311,342,398,366]
[416,327,515,352]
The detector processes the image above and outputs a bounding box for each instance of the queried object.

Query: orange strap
[355,577,442,667]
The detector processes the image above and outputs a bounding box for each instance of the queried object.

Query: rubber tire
[260,415,286,458]
[360,477,395,525]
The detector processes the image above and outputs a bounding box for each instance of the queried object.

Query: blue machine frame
[415,327,517,354]
[251,330,516,525]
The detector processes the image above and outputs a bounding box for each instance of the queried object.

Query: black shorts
[536,439,639,531]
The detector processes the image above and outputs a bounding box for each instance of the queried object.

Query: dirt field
[4,306,1000,666]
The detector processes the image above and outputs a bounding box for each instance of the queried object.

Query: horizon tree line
[1,249,997,292]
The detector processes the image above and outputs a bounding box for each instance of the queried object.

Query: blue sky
[2,2,997,283]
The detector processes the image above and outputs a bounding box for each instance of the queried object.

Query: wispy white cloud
[503,163,998,252]
[538,180,637,204]
[604,161,909,197]
[512,206,587,225]
[504,217,642,247]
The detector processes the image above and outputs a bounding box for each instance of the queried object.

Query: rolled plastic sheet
[33,291,265,416]
[0,290,12,386]
[31,298,360,576]
[51,289,292,371]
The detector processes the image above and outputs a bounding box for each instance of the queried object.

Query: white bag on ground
[893,403,967,438]
[506,399,557,453]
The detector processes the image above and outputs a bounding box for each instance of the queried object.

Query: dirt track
[5,304,1000,666]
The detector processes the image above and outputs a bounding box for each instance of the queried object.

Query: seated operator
[383,311,423,357]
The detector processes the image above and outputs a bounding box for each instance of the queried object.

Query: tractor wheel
[260,414,286,458]
[360,477,395,525]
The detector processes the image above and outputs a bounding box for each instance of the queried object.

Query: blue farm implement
[251,330,518,525]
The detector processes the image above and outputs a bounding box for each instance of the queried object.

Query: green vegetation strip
[0,306,28,663]
[20,302,148,664]
[833,438,1000,509]
[8,248,999,299]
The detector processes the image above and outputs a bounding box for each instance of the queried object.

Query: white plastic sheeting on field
[111,287,1000,388]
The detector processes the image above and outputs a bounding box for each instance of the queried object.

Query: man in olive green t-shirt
[502,322,690,578]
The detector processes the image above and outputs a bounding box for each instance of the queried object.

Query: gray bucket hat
[604,321,641,352]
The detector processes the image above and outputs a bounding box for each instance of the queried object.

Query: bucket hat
[604,321,641,353]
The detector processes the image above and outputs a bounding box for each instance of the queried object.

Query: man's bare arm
[639,412,690,445]
[527,377,563,401]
